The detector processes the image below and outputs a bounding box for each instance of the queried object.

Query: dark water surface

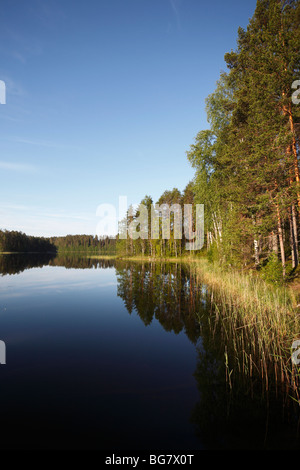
[0,254,299,450]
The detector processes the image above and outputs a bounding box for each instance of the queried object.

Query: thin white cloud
[43,212,92,222]
[11,51,27,64]
[0,115,23,123]
[3,136,81,151]
[0,203,92,222]
[0,161,38,173]
[0,203,97,237]
[0,76,26,98]
[29,1,67,26]
[169,0,182,31]
[0,203,32,211]
[0,27,43,64]
[12,137,57,147]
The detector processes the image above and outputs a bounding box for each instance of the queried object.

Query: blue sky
[0,0,257,237]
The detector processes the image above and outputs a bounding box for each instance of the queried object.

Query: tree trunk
[289,212,296,269]
[254,238,260,266]
[291,203,299,268]
[276,204,286,277]
[269,231,278,254]
[283,105,300,208]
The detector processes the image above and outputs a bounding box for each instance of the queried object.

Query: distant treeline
[0,229,116,254]
[50,234,116,254]
[0,230,56,253]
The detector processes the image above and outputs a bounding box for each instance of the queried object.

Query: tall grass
[188,259,300,404]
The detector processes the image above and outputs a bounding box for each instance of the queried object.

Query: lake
[0,253,299,450]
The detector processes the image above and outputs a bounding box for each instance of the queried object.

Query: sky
[0,0,257,237]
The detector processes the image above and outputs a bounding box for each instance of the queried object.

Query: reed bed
[189,259,300,403]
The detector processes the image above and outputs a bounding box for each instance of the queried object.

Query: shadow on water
[0,254,299,449]
[114,260,300,449]
[0,252,114,275]
[0,252,57,276]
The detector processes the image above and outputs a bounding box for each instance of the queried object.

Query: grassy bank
[86,254,118,260]
[187,259,300,402]
[87,253,199,263]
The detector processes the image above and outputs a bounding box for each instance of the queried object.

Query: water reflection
[0,253,114,275]
[114,260,300,449]
[0,253,299,449]
[115,261,202,344]
[0,253,56,276]
[48,254,115,270]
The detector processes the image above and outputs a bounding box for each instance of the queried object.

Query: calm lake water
[0,253,299,450]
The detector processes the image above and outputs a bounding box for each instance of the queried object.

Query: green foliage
[116,183,201,258]
[207,243,219,264]
[0,229,56,253]
[260,253,284,284]
[185,0,300,274]
[0,230,117,255]
[12,0,293,270]
[52,234,116,254]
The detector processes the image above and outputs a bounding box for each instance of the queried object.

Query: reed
[189,259,300,402]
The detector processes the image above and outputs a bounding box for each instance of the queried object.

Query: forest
[0,230,116,255]
[1,1,300,283]
[0,229,56,253]
[116,0,300,282]
[50,234,116,254]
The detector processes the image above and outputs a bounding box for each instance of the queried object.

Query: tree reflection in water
[1,254,299,449]
[115,260,300,450]
[0,253,115,275]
